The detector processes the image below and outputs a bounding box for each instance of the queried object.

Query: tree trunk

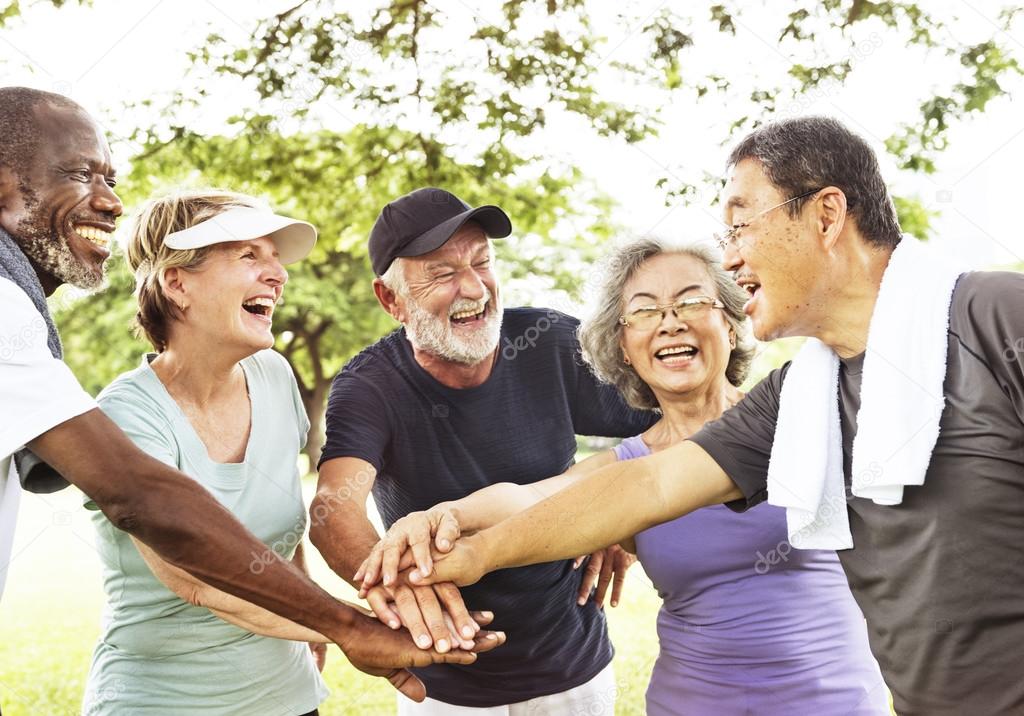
[302,380,330,475]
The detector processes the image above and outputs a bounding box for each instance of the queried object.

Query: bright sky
[2,0,1022,282]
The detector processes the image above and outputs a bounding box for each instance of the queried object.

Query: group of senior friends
[2,84,1021,716]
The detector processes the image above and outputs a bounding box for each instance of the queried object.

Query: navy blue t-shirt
[320,307,654,706]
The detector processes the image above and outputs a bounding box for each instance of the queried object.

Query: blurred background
[1,1,1022,713]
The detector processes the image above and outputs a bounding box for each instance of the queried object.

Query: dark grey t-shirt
[691,271,1024,716]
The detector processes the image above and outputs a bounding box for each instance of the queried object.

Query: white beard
[404,287,502,366]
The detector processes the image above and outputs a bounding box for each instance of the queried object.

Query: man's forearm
[29,410,356,643]
[309,497,380,586]
[476,440,738,571]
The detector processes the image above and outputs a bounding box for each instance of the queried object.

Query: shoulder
[97,360,171,427]
[0,277,49,351]
[338,329,405,378]
[950,270,1024,325]
[246,348,295,381]
[500,306,580,354]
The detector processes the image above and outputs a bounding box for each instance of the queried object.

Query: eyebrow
[725,195,747,210]
[627,284,705,303]
[82,157,116,176]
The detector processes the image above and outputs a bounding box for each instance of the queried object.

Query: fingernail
[461,625,474,638]
[416,634,431,648]
[439,539,451,550]
[409,570,421,582]
[611,600,618,607]
[577,597,586,606]
[481,611,493,620]
[437,639,449,652]
[388,620,400,629]
[383,574,392,586]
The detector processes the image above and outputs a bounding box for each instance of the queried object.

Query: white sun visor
[164,207,317,264]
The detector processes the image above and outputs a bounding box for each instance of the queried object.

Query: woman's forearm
[132,536,330,643]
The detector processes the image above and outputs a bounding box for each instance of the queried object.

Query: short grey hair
[578,238,755,411]
[380,256,407,294]
[728,116,902,248]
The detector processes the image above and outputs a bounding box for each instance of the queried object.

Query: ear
[159,267,189,310]
[815,186,848,251]
[373,278,404,322]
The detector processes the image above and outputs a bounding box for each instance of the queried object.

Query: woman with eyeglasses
[357,239,889,715]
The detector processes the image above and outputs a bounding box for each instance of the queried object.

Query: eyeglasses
[713,188,823,251]
[619,295,724,330]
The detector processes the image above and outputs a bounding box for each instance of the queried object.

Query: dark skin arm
[28,409,502,701]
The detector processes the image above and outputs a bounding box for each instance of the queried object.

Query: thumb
[388,669,427,702]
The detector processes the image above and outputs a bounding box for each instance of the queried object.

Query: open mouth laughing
[449,300,489,326]
[241,295,276,325]
[654,343,699,366]
[735,274,762,314]
[72,223,114,252]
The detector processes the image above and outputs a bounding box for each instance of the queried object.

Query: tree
[44,1,1022,467]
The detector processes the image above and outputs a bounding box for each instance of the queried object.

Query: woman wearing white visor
[82,189,330,715]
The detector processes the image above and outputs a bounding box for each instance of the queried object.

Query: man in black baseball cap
[369,187,512,276]
[312,187,654,713]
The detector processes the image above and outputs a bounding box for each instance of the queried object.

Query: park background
[1,0,1023,713]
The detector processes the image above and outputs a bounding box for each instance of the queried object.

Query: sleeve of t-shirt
[950,271,1024,425]
[689,364,790,512]
[264,349,311,451]
[85,384,179,511]
[318,369,393,471]
[557,313,656,437]
[0,278,96,474]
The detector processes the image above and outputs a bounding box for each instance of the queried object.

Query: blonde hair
[125,189,264,352]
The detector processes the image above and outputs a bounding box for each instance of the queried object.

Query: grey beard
[404,294,502,366]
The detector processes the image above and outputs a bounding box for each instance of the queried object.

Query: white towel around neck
[765,235,967,550]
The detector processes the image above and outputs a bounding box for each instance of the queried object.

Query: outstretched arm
[131,535,330,642]
[414,440,739,587]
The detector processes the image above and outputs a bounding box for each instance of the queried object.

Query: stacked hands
[354,503,637,652]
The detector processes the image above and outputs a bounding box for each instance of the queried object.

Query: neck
[814,242,894,359]
[411,342,497,389]
[151,338,248,403]
[30,260,61,297]
[649,378,744,446]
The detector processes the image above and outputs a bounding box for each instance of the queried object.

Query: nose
[457,267,486,300]
[90,179,123,218]
[263,257,288,287]
[721,241,742,272]
[658,309,687,335]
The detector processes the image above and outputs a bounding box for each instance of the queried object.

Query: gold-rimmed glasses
[619,295,724,330]
[713,188,823,251]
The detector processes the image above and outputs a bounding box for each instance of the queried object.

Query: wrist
[324,599,359,648]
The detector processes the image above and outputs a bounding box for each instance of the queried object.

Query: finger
[572,556,585,569]
[365,588,403,630]
[611,567,627,607]
[393,586,434,650]
[577,551,603,606]
[434,582,479,641]
[412,585,451,653]
[381,536,409,588]
[472,630,506,654]
[360,542,390,590]
[594,552,615,607]
[388,669,426,702]
[434,511,461,552]
[469,610,495,627]
[410,539,433,581]
[442,611,473,650]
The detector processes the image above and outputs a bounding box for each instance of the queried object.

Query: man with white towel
[405,116,1024,715]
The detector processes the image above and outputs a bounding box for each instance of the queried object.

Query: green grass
[0,480,659,715]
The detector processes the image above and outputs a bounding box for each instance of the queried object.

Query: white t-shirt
[0,277,95,599]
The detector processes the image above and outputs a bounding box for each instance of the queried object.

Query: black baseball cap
[369,187,512,276]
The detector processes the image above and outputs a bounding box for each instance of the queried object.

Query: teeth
[656,346,697,358]
[242,297,275,309]
[450,304,485,320]
[75,225,112,249]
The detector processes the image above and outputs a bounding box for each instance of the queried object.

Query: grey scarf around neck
[0,226,70,493]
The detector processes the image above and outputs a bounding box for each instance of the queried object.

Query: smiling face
[164,236,287,356]
[619,252,735,400]
[0,103,122,290]
[721,158,829,341]
[390,223,502,365]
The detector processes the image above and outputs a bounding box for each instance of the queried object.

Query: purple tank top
[615,435,889,715]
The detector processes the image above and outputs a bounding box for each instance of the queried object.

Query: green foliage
[893,195,936,240]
